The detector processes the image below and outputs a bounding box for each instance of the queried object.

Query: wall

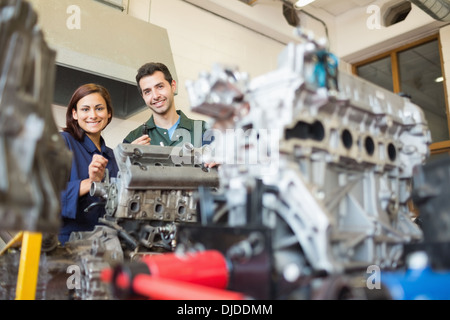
[333,2,445,61]
[48,0,450,149]
[51,0,286,149]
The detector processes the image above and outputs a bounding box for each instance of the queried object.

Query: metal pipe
[94,0,125,11]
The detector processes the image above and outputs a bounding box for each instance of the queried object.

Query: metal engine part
[0,0,72,300]
[184,28,430,297]
[55,143,220,299]
[0,0,219,300]
[0,0,72,233]
[85,143,219,256]
[1,143,219,300]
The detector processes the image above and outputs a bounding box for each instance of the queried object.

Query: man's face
[139,71,176,115]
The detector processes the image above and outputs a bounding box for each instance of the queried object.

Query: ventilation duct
[383,1,412,26]
[27,0,176,118]
[409,0,450,21]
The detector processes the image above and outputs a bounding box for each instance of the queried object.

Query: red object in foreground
[132,274,245,300]
[140,250,229,289]
[106,250,246,300]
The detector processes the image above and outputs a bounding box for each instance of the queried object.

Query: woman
[58,83,119,245]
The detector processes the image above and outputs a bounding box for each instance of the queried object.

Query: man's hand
[132,134,151,145]
[203,161,219,169]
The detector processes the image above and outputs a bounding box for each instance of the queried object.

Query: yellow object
[15,232,42,300]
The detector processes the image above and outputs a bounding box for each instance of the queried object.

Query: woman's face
[72,92,111,135]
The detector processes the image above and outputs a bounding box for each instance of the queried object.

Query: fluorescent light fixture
[435,76,444,83]
[294,0,316,8]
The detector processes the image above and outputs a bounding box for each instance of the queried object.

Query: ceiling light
[435,76,444,83]
[294,0,316,9]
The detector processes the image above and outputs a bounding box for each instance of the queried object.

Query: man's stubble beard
[148,97,174,116]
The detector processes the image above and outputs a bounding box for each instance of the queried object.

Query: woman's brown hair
[63,83,113,141]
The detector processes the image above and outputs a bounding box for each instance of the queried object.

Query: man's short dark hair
[136,62,173,95]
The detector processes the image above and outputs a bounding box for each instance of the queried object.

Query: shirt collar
[146,110,193,131]
[82,134,107,154]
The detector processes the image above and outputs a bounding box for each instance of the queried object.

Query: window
[53,65,145,119]
[353,35,449,156]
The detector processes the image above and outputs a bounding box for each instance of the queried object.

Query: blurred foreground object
[0,0,72,233]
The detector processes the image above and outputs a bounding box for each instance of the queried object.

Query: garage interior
[1,0,450,301]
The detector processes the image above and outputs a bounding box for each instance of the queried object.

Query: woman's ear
[72,108,78,120]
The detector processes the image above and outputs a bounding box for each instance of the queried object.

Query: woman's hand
[79,154,108,196]
[89,154,109,182]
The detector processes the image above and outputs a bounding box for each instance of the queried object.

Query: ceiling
[291,0,377,16]
[235,0,378,17]
[183,0,448,44]
[181,0,392,45]
[181,0,378,45]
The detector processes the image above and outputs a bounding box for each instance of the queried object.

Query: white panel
[28,0,176,84]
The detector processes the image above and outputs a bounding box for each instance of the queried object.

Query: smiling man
[123,62,209,149]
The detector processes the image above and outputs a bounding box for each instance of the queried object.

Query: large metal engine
[0,0,72,234]
[55,143,220,299]
[171,28,432,299]
[0,0,72,300]
[0,0,219,300]
[85,142,219,257]
[0,0,434,300]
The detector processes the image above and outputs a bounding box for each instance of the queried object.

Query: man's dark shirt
[123,110,209,147]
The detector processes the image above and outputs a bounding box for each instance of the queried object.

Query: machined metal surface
[185,28,430,283]
[85,143,219,255]
[0,0,72,233]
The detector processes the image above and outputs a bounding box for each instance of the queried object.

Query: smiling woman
[58,83,119,246]
[73,92,112,150]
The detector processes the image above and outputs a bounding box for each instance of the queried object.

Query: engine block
[0,0,72,233]
[185,30,431,278]
[88,143,219,255]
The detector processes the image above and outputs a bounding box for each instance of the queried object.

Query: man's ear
[171,79,177,92]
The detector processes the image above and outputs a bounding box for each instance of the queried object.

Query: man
[123,62,209,149]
